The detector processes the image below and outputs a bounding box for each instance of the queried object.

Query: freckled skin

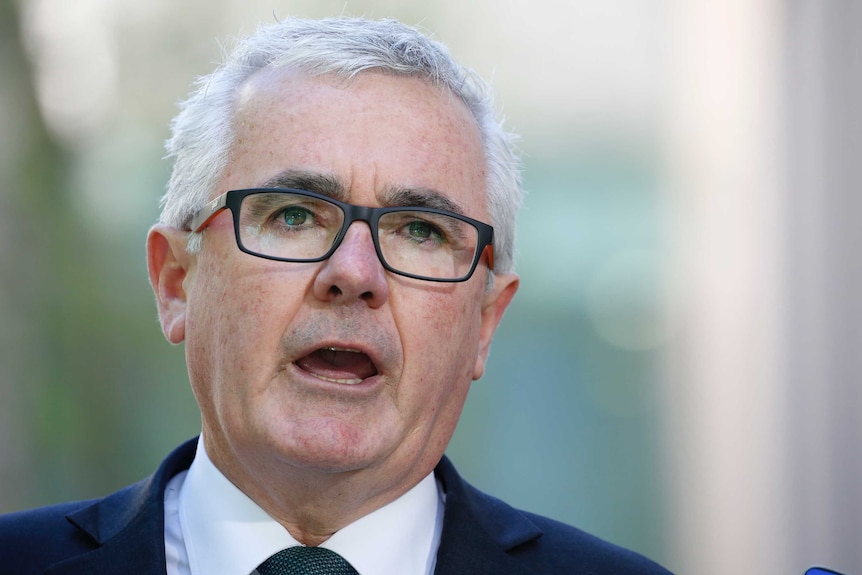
[147,68,519,544]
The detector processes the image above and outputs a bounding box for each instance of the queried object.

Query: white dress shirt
[164,438,444,575]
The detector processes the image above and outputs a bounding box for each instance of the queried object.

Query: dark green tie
[256,546,359,575]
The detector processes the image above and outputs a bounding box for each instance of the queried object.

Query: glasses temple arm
[188,194,229,232]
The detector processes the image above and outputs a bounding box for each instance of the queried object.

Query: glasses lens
[378,210,480,280]
[237,192,344,259]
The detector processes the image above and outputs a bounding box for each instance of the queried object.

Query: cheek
[403,292,479,446]
[399,289,483,389]
[184,259,283,399]
[417,295,471,346]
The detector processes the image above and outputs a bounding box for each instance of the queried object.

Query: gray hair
[161,17,523,274]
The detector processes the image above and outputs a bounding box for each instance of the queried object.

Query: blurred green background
[2,1,861,574]
[1,0,667,556]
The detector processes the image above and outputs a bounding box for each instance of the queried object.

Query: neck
[202,435,436,546]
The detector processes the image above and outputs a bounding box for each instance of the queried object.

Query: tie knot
[256,546,359,575]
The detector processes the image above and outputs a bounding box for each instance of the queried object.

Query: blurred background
[1,0,860,573]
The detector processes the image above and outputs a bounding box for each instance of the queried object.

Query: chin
[268,421,394,475]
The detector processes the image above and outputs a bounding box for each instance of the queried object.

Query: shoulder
[516,509,673,574]
[0,438,198,574]
[0,498,101,572]
[435,456,672,574]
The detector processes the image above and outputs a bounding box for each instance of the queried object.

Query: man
[0,17,671,574]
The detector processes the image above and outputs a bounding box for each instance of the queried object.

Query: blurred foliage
[0,0,199,509]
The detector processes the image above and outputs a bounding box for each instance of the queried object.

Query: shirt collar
[178,437,443,575]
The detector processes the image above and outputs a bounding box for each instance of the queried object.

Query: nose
[311,222,389,308]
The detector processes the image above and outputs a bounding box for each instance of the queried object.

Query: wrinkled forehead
[233,65,480,138]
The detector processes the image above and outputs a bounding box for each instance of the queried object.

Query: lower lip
[288,362,383,393]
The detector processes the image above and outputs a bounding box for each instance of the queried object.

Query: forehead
[222,67,489,217]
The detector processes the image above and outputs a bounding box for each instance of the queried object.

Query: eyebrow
[381,185,466,215]
[257,169,465,215]
[260,169,348,202]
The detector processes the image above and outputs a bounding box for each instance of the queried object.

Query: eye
[407,219,438,239]
[278,206,311,226]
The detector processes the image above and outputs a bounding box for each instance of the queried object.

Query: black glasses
[187,188,495,282]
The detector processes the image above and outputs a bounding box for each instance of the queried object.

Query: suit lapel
[42,445,536,574]
[433,457,542,575]
[46,439,198,575]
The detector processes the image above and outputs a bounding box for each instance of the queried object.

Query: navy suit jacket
[0,438,671,574]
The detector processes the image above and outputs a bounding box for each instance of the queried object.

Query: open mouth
[294,347,379,385]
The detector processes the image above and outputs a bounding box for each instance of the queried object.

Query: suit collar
[46,442,541,575]
[48,438,198,575]
[433,456,543,575]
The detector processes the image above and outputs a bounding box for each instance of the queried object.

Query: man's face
[149,68,518,501]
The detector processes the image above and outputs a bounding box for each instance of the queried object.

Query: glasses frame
[187,187,495,283]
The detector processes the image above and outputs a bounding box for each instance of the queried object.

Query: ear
[473,272,519,380]
[146,224,194,344]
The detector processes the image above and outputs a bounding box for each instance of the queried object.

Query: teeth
[294,347,374,385]
[316,375,363,385]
